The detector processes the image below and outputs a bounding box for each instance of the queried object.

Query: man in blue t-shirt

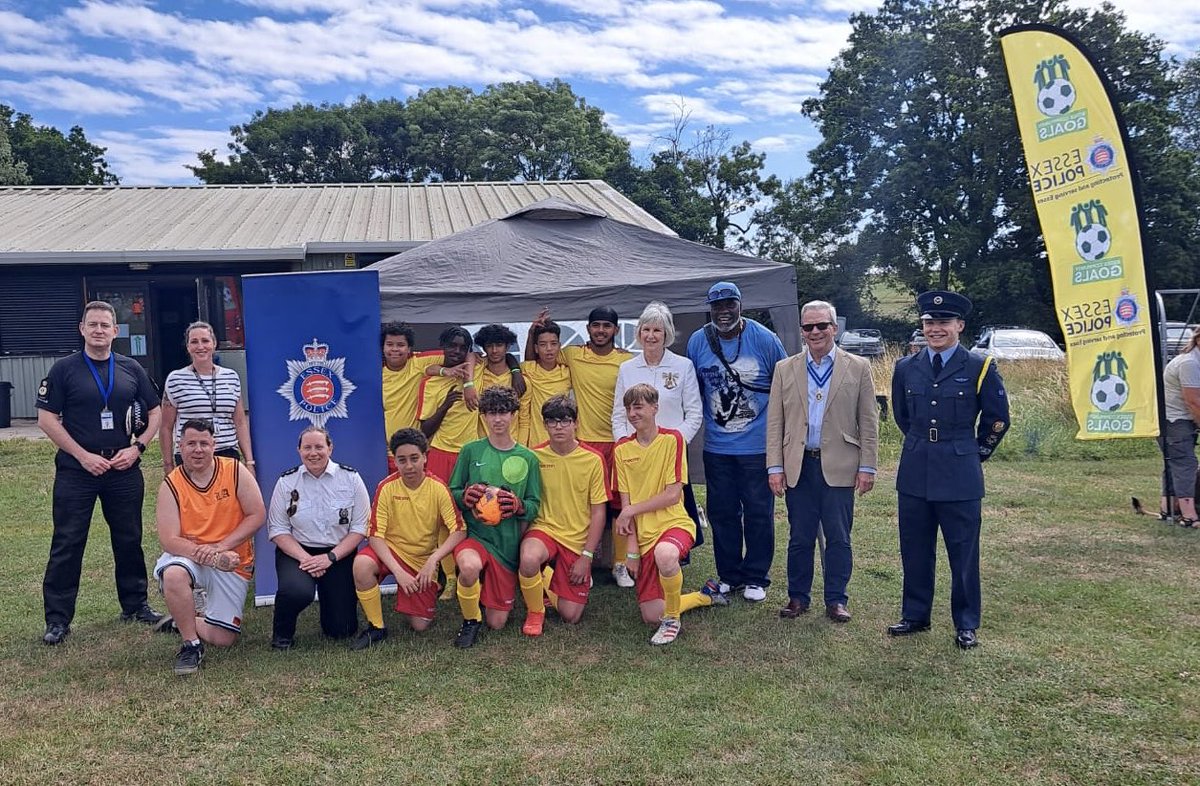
[687,281,787,602]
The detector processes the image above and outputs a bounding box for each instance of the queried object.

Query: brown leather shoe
[825,603,851,623]
[779,599,809,619]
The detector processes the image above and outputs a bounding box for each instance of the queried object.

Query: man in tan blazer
[766,300,879,622]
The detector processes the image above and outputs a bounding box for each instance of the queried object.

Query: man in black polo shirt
[36,300,166,645]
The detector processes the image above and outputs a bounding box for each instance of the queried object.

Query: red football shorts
[522,529,590,605]
[453,537,517,612]
[358,544,438,619]
[633,527,695,604]
[425,446,458,484]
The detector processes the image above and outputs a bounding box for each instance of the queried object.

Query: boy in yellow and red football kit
[381,322,444,471]
[614,383,726,646]
[349,428,465,650]
[518,395,609,637]
[527,306,631,584]
[518,320,571,447]
[449,387,542,648]
[474,323,527,442]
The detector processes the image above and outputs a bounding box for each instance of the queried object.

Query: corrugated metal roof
[0,181,674,263]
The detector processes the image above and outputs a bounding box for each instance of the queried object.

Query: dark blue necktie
[932,353,943,376]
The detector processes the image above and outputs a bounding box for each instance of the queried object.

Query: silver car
[972,328,1065,361]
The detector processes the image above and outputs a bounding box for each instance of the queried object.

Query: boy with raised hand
[474,323,527,441]
[526,306,632,586]
[518,320,572,447]
[380,322,447,472]
[350,428,465,650]
[614,383,725,646]
[449,386,542,648]
[518,395,608,637]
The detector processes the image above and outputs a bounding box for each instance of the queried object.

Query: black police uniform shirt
[36,352,162,471]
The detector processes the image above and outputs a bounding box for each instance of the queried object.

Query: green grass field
[0,361,1196,784]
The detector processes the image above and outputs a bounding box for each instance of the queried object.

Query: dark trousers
[45,463,149,625]
[272,547,357,640]
[703,451,775,588]
[784,455,854,606]
[898,493,982,630]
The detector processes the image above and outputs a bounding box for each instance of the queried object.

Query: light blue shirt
[926,344,959,369]
[805,352,833,450]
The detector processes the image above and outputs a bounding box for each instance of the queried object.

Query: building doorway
[151,280,200,383]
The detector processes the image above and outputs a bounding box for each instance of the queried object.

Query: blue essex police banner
[243,269,386,604]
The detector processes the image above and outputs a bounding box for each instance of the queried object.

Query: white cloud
[95,127,233,184]
[639,93,749,124]
[751,132,811,152]
[0,75,143,114]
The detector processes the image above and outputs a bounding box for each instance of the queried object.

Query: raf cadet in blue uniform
[887,291,1009,649]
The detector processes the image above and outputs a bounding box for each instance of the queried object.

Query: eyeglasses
[287,489,299,517]
[544,418,575,428]
[801,322,834,333]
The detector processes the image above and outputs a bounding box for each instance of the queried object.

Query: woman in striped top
[159,321,255,475]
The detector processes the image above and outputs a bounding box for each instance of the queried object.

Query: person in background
[1160,330,1200,527]
[518,320,572,447]
[266,425,369,650]
[380,321,445,472]
[160,320,254,476]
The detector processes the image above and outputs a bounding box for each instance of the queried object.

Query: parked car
[972,327,1065,361]
[908,329,928,355]
[1163,322,1196,360]
[837,328,885,358]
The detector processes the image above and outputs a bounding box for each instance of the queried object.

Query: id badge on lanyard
[85,354,116,431]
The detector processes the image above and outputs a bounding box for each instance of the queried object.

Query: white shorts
[154,553,250,634]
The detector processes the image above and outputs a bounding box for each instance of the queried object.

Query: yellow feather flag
[1001,25,1159,439]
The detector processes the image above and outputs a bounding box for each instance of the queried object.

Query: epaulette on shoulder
[336,462,358,473]
[280,466,300,477]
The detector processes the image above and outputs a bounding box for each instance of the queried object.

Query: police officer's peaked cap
[917,290,972,320]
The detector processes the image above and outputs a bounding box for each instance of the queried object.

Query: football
[1090,374,1128,412]
[1037,78,1076,116]
[1075,223,1111,261]
[474,485,504,525]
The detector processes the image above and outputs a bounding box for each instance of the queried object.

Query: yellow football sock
[680,591,713,614]
[438,526,456,582]
[519,572,545,616]
[457,579,482,622]
[611,527,624,567]
[541,565,558,610]
[356,586,384,629]
[660,571,683,619]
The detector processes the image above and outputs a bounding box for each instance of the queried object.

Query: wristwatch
[134,441,147,454]
[327,551,338,564]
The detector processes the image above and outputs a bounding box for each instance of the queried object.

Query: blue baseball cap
[706,281,742,304]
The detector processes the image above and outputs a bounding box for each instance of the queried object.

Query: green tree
[0,125,30,185]
[1,105,117,185]
[782,0,1200,332]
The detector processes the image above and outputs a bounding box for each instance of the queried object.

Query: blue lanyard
[807,357,833,390]
[84,354,115,410]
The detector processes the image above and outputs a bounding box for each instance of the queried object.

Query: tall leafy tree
[783,0,1200,331]
[1,105,117,185]
[0,125,31,185]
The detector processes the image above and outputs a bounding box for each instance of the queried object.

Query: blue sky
[2,0,1198,185]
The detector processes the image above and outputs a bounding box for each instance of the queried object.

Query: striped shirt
[164,365,242,453]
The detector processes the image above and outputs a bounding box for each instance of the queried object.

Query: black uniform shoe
[270,635,294,651]
[887,619,931,636]
[43,622,70,646]
[120,603,165,626]
[454,619,483,649]
[349,625,387,651]
[955,629,979,649]
[173,641,205,676]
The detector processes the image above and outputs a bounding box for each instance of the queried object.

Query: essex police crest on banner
[276,338,357,427]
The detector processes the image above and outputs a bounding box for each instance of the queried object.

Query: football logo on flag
[277,338,357,427]
[1034,54,1076,116]
[1070,198,1111,262]
[1089,351,1129,413]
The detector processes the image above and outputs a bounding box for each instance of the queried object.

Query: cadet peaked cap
[917,290,972,320]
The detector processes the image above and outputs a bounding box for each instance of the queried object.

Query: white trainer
[650,617,681,645]
[743,584,767,603]
[612,563,635,588]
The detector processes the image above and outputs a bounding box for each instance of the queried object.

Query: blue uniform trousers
[898,493,981,630]
[703,451,775,588]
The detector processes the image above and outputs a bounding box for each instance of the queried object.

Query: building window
[211,276,245,349]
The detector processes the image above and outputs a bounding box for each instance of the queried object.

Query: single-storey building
[0,181,672,418]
